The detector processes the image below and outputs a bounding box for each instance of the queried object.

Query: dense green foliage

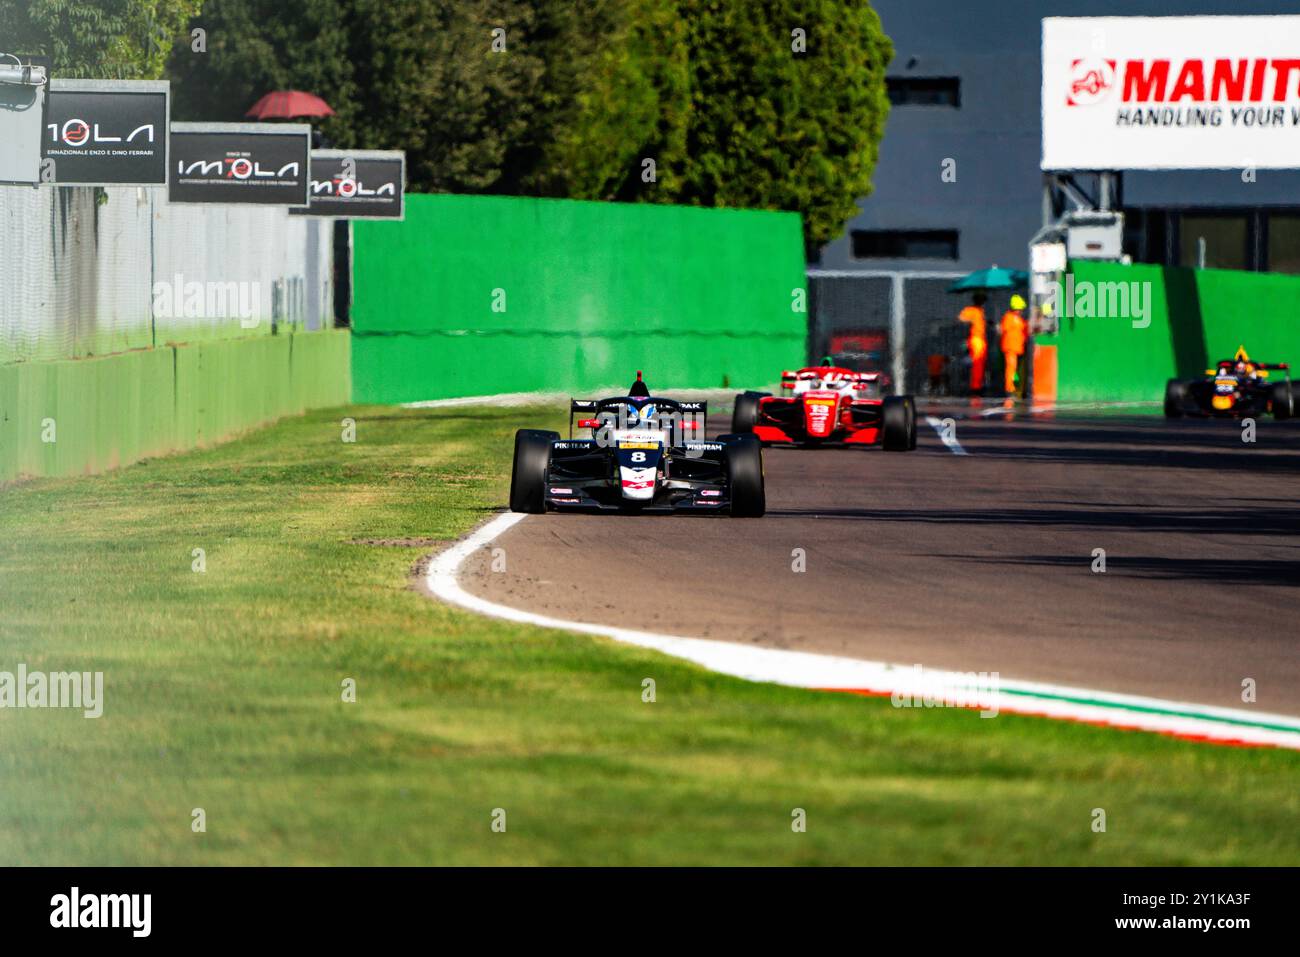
[164,0,890,246]
[0,0,200,79]
[675,0,893,248]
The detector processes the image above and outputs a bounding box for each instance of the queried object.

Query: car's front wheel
[1164,379,1187,418]
[509,429,558,513]
[722,433,765,517]
[731,391,769,433]
[882,396,910,450]
[1272,381,1295,420]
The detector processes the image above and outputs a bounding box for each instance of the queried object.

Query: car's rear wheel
[1272,381,1295,420]
[1164,379,1187,418]
[882,396,910,450]
[509,429,558,513]
[731,391,769,433]
[724,434,765,517]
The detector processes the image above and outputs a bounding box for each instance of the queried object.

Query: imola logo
[47,120,155,146]
[310,176,397,198]
[179,159,301,180]
[50,887,151,938]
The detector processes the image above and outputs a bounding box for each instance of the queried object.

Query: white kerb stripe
[426,512,1300,749]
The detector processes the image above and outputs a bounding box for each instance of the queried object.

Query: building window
[1179,214,1248,271]
[1267,214,1300,274]
[886,77,961,107]
[852,229,959,260]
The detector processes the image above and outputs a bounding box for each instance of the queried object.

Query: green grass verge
[0,404,1296,865]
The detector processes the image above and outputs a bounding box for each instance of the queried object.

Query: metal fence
[0,185,333,365]
[807,269,1021,395]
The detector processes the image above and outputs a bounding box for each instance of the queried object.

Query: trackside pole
[890,274,906,394]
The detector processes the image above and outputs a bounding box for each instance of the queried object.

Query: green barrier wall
[0,330,350,483]
[351,194,808,403]
[1045,261,1300,403]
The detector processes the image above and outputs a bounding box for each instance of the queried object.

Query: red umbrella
[245,90,335,120]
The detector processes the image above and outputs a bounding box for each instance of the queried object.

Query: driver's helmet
[621,401,659,429]
[1236,360,1248,376]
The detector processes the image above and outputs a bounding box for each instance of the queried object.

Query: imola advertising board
[44,80,169,185]
[169,122,310,206]
[292,150,405,219]
[1042,16,1300,170]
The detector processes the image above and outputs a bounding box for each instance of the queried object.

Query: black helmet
[628,370,650,398]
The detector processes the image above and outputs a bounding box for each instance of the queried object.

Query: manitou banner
[1042,15,1300,170]
[169,122,310,206]
[44,80,169,185]
[292,149,405,219]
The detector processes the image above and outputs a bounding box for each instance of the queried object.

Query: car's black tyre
[509,429,558,513]
[1272,381,1295,420]
[903,395,918,450]
[724,434,765,517]
[882,396,910,451]
[1164,379,1187,418]
[731,391,769,434]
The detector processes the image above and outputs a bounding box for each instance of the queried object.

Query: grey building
[816,0,1300,275]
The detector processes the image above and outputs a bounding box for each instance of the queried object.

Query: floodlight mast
[0,53,48,88]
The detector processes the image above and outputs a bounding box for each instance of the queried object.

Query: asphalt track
[460,403,1300,715]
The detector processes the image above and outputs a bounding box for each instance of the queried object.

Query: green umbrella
[948,267,1029,293]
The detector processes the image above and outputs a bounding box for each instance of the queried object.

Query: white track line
[972,400,1163,418]
[925,415,969,455]
[426,513,1300,750]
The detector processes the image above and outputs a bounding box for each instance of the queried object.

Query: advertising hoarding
[169,122,310,205]
[1043,16,1300,170]
[293,149,405,219]
[44,79,169,186]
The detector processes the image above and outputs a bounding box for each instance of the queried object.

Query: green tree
[674,0,893,250]
[0,0,202,79]
[168,0,359,145]
[502,0,688,201]
[163,0,891,249]
[341,0,545,193]
[167,0,676,197]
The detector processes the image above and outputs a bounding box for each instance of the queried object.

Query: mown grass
[0,404,1296,865]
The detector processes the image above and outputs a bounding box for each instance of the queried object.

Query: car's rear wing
[1204,362,1290,380]
[569,400,598,439]
[567,398,707,439]
[1254,362,1290,381]
[676,401,707,432]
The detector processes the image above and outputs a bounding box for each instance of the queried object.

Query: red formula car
[730,365,917,450]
